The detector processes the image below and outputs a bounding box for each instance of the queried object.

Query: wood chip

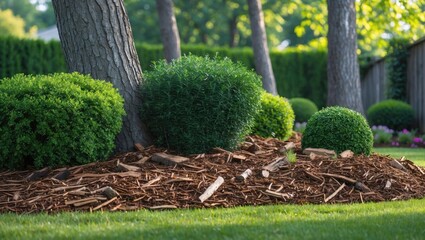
[340,150,354,159]
[303,148,336,157]
[151,153,189,166]
[93,197,117,211]
[199,176,224,203]
[235,169,252,182]
[134,143,145,152]
[325,183,346,202]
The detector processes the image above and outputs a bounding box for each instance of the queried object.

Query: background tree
[326,0,364,114]
[156,0,181,62]
[247,0,277,95]
[52,0,151,151]
[0,8,36,38]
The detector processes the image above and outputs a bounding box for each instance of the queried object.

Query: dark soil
[1,134,425,214]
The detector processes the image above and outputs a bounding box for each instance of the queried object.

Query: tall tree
[156,0,181,62]
[247,0,277,95]
[326,0,364,114]
[52,0,151,152]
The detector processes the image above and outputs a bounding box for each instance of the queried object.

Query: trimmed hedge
[140,55,262,154]
[252,92,295,140]
[0,37,66,79]
[0,38,327,108]
[367,99,414,131]
[0,73,125,169]
[289,97,318,123]
[302,107,373,155]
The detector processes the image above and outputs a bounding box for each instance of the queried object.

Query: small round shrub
[367,99,414,131]
[0,73,125,169]
[140,55,262,154]
[302,106,373,155]
[289,98,318,123]
[251,92,295,140]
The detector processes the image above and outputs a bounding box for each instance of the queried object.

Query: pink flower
[402,129,409,134]
[413,137,423,143]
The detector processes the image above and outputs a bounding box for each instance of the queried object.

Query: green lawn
[1,148,424,240]
[374,147,425,166]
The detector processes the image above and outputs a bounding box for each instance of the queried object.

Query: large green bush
[289,97,318,123]
[252,92,295,140]
[140,55,262,154]
[367,99,414,131]
[302,107,373,155]
[0,73,124,169]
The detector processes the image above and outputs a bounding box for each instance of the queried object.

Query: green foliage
[371,126,394,144]
[289,97,319,123]
[252,92,295,140]
[397,129,416,145]
[386,37,409,100]
[140,55,262,154]
[0,38,327,108]
[367,100,414,131]
[0,73,124,169]
[0,9,36,38]
[0,37,66,80]
[302,107,373,155]
[137,43,328,108]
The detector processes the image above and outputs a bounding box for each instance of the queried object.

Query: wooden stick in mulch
[26,167,51,181]
[199,176,224,203]
[93,197,117,211]
[324,183,346,202]
[262,157,290,172]
[236,169,252,182]
[116,160,140,172]
[278,142,295,153]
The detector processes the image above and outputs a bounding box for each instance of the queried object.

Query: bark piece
[199,176,224,203]
[116,160,141,172]
[384,180,392,190]
[151,153,189,166]
[354,182,372,193]
[340,150,354,159]
[102,186,119,199]
[26,167,51,181]
[389,160,408,172]
[65,197,98,207]
[319,173,356,184]
[247,143,260,153]
[278,142,295,153]
[134,143,145,152]
[260,170,270,178]
[325,183,346,202]
[53,169,71,181]
[93,197,117,211]
[262,157,289,172]
[303,148,336,158]
[263,190,292,199]
[235,169,252,182]
[148,205,177,210]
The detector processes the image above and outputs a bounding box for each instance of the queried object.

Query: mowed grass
[1,199,425,240]
[374,147,425,166]
[0,148,424,240]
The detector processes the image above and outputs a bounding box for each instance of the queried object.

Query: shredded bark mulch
[1,134,424,214]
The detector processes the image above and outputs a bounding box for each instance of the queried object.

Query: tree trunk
[52,0,151,152]
[247,0,278,95]
[156,0,181,63]
[326,0,364,114]
[228,15,238,48]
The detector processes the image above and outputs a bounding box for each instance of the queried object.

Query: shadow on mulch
[1,133,425,214]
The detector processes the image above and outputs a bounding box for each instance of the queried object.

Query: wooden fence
[361,37,425,132]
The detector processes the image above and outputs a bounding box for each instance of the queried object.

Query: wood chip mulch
[1,133,425,214]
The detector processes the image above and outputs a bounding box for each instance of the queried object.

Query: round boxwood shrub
[140,55,262,154]
[0,73,125,169]
[251,92,295,140]
[302,106,373,155]
[367,99,414,131]
[289,98,318,123]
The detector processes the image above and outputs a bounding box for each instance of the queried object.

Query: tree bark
[247,0,278,95]
[228,15,238,48]
[326,0,364,114]
[52,0,151,152]
[156,0,181,62]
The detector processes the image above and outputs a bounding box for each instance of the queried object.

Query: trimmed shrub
[140,55,262,154]
[302,107,373,155]
[0,73,124,169]
[367,99,414,131]
[251,92,295,140]
[289,97,318,123]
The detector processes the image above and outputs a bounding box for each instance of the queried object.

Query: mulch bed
[1,134,425,214]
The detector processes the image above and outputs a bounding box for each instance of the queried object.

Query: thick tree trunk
[156,0,181,62]
[326,0,364,114]
[247,0,278,95]
[52,0,151,152]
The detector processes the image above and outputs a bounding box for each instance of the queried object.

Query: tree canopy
[0,8,36,38]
